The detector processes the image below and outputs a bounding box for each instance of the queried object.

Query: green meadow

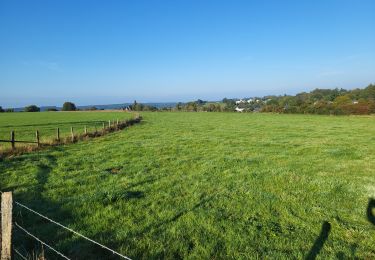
[0,111,133,149]
[0,112,375,259]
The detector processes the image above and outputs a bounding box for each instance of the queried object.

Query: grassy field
[1,112,375,259]
[0,111,133,149]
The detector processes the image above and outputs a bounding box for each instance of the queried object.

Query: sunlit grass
[1,112,374,259]
[0,111,133,149]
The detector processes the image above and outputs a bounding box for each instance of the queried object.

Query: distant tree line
[259,84,375,115]
[0,106,14,113]
[129,100,159,111]
[0,101,78,113]
[174,84,375,115]
[1,84,374,115]
[175,99,228,112]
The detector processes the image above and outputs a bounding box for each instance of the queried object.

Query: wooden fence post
[102,122,105,131]
[84,126,87,135]
[36,130,40,147]
[1,192,13,260]
[10,131,15,150]
[108,120,111,128]
[56,128,60,142]
[71,127,74,142]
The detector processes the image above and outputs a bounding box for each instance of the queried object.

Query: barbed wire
[15,201,132,260]
[14,222,71,260]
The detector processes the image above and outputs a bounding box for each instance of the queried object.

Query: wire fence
[1,191,133,260]
[0,115,142,157]
[0,115,142,258]
[0,118,126,148]
[14,201,132,259]
[14,222,71,260]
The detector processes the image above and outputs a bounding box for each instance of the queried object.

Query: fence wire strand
[13,248,28,260]
[15,201,132,260]
[14,222,71,260]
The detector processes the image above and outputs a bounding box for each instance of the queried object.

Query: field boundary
[0,114,142,158]
[1,191,132,259]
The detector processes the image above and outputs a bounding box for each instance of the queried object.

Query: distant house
[353,100,359,104]
[235,107,244,112]
[236,99,246,104]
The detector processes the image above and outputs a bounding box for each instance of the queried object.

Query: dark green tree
[25,105,40,112]
[62,102,77,111]
[176,102,183,111]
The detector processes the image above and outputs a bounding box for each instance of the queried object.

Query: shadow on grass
[305,221,331,260]
[143,195,213,235]
[124,191,144,199]
[0,148,124,259]
[305,199,374,259]
[367,198,375,226]
[116,195,215,259]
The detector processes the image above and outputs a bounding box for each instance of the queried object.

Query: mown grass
[1,112,375,259]
[0,111,133,149]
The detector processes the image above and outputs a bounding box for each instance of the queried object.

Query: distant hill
[77,102,177,110]
[11,102,177,112]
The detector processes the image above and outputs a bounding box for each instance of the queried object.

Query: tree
[196,99,206,105]
[363,84,375,100]
[222,98,236,111]
[47,108,58,111]
[333,95,352,106]
[205,103,222,112]
[62,102,77,111]
[0,106,4,112]
[131,100,139,111]
[176,102,183,111]
[130,100,147,111]
[186,102,198,112]
[25,105,40,112]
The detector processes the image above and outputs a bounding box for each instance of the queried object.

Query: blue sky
[0,0,374,107]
